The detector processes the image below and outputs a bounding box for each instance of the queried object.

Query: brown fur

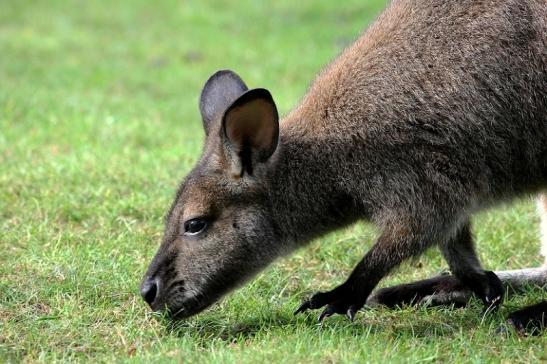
[141,0,547,322]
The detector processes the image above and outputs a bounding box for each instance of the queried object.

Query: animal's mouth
[158,289,217,320]
[166,298,215,320]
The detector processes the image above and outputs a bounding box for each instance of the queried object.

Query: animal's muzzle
[140,276,161,308]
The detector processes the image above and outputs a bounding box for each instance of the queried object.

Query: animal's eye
[183,218,208,236]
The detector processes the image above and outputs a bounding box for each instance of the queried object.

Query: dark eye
[183,218,208,236]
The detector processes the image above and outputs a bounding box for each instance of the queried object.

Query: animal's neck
[266,117,362,249]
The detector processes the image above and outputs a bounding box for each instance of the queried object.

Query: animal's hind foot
[367,270,504,312]
[507,301,547,336]
[482,271,504,312]
[366,273,467,308]
[457,270,504,312]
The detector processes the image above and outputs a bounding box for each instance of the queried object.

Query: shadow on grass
[163,314,293,343]
[155,303,515,344]
[146,283,544,344]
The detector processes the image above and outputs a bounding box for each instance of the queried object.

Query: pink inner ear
[225,99,277,153]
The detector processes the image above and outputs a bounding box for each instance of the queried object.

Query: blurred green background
[1,0,545,362]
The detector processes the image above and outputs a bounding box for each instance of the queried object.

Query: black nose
[140,276,160,307]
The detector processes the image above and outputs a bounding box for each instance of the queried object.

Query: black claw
[483,294,503,314]
[346,306,356,321]
[318,306,335,322]
[484,271,505,309]
[507,318,524,335]
[294,300,311,315]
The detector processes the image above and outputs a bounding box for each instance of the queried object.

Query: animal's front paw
[294,285,365,322]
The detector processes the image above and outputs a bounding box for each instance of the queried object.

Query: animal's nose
[140,276,160,307]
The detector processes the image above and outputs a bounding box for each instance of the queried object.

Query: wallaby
[141,0,547,331]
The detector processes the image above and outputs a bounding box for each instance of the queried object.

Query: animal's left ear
[221,88,279,177]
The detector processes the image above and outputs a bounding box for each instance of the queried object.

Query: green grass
[1,0,546,362]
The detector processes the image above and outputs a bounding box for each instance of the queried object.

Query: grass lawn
[1,0,546,362]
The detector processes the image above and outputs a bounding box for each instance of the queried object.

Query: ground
[1,0,546,362]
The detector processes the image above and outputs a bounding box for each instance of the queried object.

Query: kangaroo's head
[140,70,284,319]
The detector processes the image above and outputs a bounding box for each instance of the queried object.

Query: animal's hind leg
[367,195,547,335]
[440,221,504,311]
[366,222,505,310]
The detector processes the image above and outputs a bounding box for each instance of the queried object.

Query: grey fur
[141,0,547,321]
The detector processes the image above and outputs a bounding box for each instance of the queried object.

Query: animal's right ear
[199,70,248,136]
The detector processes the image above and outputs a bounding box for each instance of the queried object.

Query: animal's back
[286,0,547,205]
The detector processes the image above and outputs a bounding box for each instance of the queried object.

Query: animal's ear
[199,70,248,136]
[222,88,279,177]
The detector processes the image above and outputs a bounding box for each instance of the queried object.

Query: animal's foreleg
[295,221,434,321]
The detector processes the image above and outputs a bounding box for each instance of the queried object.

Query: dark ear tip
[229,88,277,110]
[248,88,275,101]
